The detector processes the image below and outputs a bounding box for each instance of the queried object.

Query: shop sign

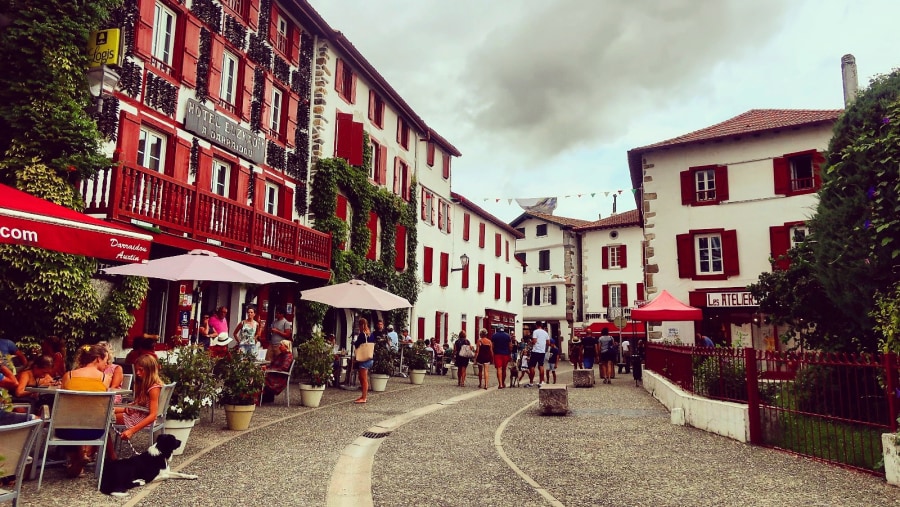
[184,99,265,164]
[706,291,758,307]
[87,29,122,67]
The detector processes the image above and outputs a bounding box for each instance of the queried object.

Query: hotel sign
[87,29,122,67]
[706,291,758,307]
[184,99,265,164]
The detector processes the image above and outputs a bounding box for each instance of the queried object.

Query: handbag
[355,335,375,362]
[459,343,475,359]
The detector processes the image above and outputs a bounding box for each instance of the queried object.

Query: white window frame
[438,200,451,233]
[423,189,435,224]
[790,225,808,248]
[270,88,283,135]
[275,14,288,53]
[696,233,723,274]
[211,159,231,197]
[137,127,167,172]
[608,245,622,268]
[220,51,239,105]
[152,2,177,67]
[695,169,716,201]
[609,284,623,309]
[540,286,553,306]
[265,182,278,215]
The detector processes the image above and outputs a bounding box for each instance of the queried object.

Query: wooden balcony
[80,162,331,272]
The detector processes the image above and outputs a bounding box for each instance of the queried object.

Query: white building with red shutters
[628,109,841,348]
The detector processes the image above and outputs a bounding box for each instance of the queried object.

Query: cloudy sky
[306,0,900,223]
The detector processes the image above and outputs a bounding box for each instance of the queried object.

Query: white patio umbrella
[102,249,293,343]
[300,279,411,311]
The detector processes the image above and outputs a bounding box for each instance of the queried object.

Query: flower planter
[370,373,389,392]
[409,369,427,385]
[163,418,197,455]
[224,404,256,430]
[299,383,326,407]
[884,433,900,486]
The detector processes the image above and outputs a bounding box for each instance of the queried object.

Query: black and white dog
[100,433,198,496]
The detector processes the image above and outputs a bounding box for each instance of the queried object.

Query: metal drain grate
[362,431,391,439]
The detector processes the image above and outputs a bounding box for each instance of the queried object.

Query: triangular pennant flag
[507,199,513,205]
[604,192,610,197]
[631,188,638,195]
[577,194,582,198]
[495,198,500,203]
[617,190,623,195]
[591,193,596,197]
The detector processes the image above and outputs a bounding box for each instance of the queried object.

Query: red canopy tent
[0,183,152,263]
[630,290,702,321]
[576,321,646,336]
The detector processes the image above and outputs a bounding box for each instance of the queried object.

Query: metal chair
[0,417,43,506]
[120,373,134,391]
[114,382,176,452]
[37,389,117,491]
[261,359,296,407]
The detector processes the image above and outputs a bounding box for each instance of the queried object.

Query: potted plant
[158,345,216,454]
[406,341,432,385]
[370,340,395,392]
[295,332,334,407]
[216,349,265,430]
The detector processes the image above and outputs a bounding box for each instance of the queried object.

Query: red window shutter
[248,0,259,30]
[434,312,441,344]
[494,273,501,300]
[334,59,344,94]
[423,247,433,283]
[637,283,645,301]
[620,245,627,268]
[462,263,469,289]
[350,121,364,166]
[396,117,403,144]
[209,39,225,101]
[440,252,449,287]
[602,246,609,269]
[335,112,352,160]
[336,195,348,220]
[437,202,443,230]
[463,214,470,241]
[444,313,449,343]
[505,240,509,262]
[442,153,451,179]
[392,157,400,194]
[260,75,272,128]
[812,151,825,190]
[427,142,435,166]
[447,208,452,234]
[421,189,426,220]
[182,19,202,86]
[134,0,155,58]
[621,284,629,307]
[377,145,387,184]
[505,277,511,302]
[394,224,406,270]
[349,72,357,104]
[417,317,425,343]
[289,28,300,63]
[117,113,142,164]
[680,170,695,205]
[366,211,378,260]
[279,185,293,219]
[472,317,479,336]
[286,94,299,146]
[241,61,254,120]
[722,229,740,277]
[479,223,485,248]
[676,233,695,279]
[769,225,791,271]
[495,233,501,257]
[602,284,609,307]
[477,264,485,293]
[402,162,410,201]
[714,165,729,202]
[430,199,435,225]
[368,90,376,121]
[773,157,790,195]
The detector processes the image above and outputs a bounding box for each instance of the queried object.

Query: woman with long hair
[60,344,110,477]
[115,354,163,442]
[474,329,494,390]
[233,306,261,355]
[97,341,124,390]
[453,331,472,387]
[353,317,375,404]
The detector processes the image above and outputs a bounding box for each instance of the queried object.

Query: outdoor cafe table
[25,386,133,396]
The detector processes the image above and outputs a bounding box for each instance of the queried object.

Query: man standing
[546,339,560,384]
[208,306,229,335]
[373,320,388,344]
[490,326,512,388]
[619,338,632,374]
[386,324,399,351]
[267,308,293,361]
[696,333,715,347]
[527,322,550,387]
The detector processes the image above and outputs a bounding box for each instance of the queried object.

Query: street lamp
[450,253,469,272]
[85,64,120,113]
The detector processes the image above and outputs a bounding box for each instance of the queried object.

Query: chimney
[841,54,858,107]
[612,194,617,215]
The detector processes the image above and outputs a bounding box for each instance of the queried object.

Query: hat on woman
[214,332,233,346]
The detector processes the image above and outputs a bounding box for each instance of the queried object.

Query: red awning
[0,183,153,263]
[630,290,702,321]
[577,321,645,336]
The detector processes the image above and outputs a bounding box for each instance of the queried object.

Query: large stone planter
[370,373,389,392]
[224,404,256,430]
[884,433,900,486]
[409,369,427,385]
[299,383,326,407]
[163,418,197,455]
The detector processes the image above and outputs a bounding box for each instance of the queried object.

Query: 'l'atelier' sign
[184,99,265,164]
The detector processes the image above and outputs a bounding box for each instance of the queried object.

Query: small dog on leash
[508,361,520,387]
[100,434,198,496]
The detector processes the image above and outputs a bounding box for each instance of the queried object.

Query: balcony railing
[80,162,331,270]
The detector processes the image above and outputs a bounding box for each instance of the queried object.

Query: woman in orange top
[60,344,110,477]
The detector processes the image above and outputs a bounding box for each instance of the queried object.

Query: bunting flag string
[475,188,641,209]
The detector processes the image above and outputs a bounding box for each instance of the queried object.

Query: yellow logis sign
[87,28,122,67]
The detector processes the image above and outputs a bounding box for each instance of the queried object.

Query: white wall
[580,223,645,321]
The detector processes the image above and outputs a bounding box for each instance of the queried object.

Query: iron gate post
[744,347,761,444]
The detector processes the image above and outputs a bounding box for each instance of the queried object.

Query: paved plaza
[17,365,900,506]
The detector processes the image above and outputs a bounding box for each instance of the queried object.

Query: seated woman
[14,354,57,411]
[114,354,163,449]
[97,341,124,390]
[41,335,66,379]
[60,344,111,477]
[261,340,293,403]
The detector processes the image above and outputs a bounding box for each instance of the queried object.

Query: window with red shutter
[366,211,378,260]
[397,117,409,150]
[505,240,509,262]
[602,246,609,269]
[676,233,695,279]
[505,277,511,302]
[417,317,425,343]
[621,284,629,307]
[769,224,791,270]
[620,245,627,268]
[368,90,384,128]
[637,283,645,302]
[602,284,609,308]
[478,223,485,248]
[427,142,435,166]
[463,214,470,241]
[423,247,433,283]
[335,58,355,103]
[335,112,363,166]
[477,264,485,293]
[394,224,406,270]
[442,153,450,179]
[677,229,740,280]
[495,233,501,257]
[392,157,400,194]
[434,312,442,345]
[680,165,728,205]
[440,252,449,287]
[461,263,469,289]
[774,150,824,196]
[494,273,501,300]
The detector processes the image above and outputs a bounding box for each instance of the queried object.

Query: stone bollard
[449,365,458,380]
[671,407,685,426]
[539,384,568,415]
[572,369,595,387]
